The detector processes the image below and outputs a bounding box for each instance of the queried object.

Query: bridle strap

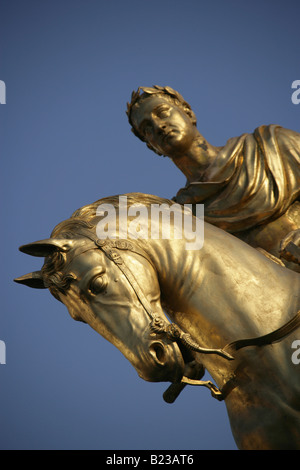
[223,309,300,355]
[95,238,156,321]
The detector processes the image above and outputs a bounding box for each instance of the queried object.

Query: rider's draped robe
[175,125,300,232]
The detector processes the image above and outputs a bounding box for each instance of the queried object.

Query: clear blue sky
[1,0,299,450]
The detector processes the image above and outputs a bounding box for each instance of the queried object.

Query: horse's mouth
[138,338,190,384]
[145,339,206,403]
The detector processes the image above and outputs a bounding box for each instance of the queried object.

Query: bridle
[83,234,300,402]
[94,238,235,359]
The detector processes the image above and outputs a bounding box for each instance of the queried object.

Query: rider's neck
[169,135,220,183]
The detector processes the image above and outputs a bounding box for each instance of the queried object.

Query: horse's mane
[51,193,174,238]
[71,192,173,221]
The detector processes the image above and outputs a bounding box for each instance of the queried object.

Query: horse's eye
[89,275,107,295]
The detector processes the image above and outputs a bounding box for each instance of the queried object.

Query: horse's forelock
[42,219,95,300]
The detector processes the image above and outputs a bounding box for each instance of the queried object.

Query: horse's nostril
[150,342,166,365]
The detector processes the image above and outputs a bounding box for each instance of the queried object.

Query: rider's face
[131,95,197,156]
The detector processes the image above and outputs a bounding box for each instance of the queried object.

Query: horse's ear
[18,238,73,257]
[14,271,46,289]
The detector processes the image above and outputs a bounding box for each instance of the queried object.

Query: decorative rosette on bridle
[150,314,234,360]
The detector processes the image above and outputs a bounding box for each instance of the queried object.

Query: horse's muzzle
[138,339,185,383]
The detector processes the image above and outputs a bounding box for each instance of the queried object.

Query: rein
[87,235,300,402]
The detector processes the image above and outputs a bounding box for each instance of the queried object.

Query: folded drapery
[175,125,300,233]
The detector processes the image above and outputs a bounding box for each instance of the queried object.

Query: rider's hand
[279,229,300,264]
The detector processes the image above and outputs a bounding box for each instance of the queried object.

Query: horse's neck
[143,223,299,399]
[145,223,299,348]
[142,225,300,449]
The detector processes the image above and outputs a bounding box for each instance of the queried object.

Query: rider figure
[127,85,300,271]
